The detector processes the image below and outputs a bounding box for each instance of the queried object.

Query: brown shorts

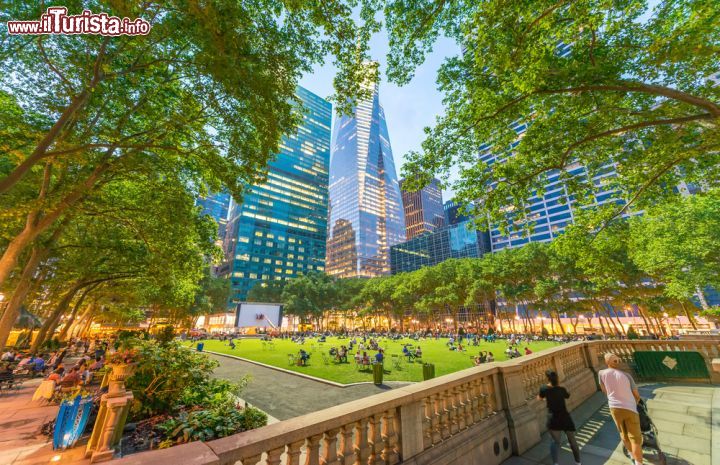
[610,408,643,446]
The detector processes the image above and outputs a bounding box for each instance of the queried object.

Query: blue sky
[299,31,459,200]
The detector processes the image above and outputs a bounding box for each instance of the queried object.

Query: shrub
[157,404,267,444]
[122,339,245,420]
[155,325,176,346]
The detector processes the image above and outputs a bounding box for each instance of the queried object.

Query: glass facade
[223,87,331,304]
[480,43,623,252]
[443,199,471,226]
[400,177,445,239]
[196,191,231,244]
[326,81,405,277]
[390,219,491,274]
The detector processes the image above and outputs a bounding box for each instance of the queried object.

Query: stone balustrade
[113,339,718,465]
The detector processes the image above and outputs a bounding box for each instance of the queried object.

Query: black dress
[538,385,576,431]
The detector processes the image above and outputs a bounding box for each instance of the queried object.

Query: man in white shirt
[598,353,643,465]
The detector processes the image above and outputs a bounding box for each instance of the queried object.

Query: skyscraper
[196,191,231,245]
[223,87,332,304]
[444,199,471,226]
[326,80,405,277]
[400,177,445,239]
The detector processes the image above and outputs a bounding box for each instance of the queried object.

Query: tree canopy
[390,0,719,232]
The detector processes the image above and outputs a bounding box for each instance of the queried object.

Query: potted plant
[106,348,139,395]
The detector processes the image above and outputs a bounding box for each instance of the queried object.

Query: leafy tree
[390,0,720,233]
[0,0,380,290]
[629,190,720,309]
[247,280,286,303]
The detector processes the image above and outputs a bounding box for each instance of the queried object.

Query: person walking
[599,353,643,465]
[538,370,581,465]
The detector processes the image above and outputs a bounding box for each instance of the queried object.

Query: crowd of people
[0,337,112,394]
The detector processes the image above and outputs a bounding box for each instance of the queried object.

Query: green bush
[155,325,176,346]
[157,404,267,444]
[123,339,246,420]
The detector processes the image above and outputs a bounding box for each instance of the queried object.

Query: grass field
[190,337,559,384]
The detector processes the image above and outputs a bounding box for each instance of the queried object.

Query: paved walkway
[504,383,719,465]
[207,352,411,420]
[0,378,89,465]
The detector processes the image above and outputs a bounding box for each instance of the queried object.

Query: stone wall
[113,339,719,465]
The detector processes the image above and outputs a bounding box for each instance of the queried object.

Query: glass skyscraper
[196,191,231,244]
[400,177,445,240]
[480,123,621,252]
[390,219,491,274]
[223,87,331,304]
[326,81,405,277]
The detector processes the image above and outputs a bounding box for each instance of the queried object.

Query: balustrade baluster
[368,413,384,464]
[305,434,322,465]
[242,454,263,465]
[287,441,304,465]
[422,397,433,449]
[430,394,442,444]
[267,446,285,465]
[321,429,340,465]
[469,379,481,423]
[339,424,355,465]
[353,418,370,465]
[381,409,400,464]
[439,391,451,439]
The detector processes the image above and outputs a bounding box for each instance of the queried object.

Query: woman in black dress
[538,370,581,465]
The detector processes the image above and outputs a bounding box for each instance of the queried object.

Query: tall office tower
[480,42,622,252]
[196,191,231,245]
[326,80,405,277]
[480,129,620,252]
[223,87,332,304]
[400,177,445,239]
[443,199,471,226]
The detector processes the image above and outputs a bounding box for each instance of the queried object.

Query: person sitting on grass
[513,347,522,358]
[414,346,422,359]
[525,347,533,355]
[457,342,465,352]
[338,346,348,363]
[486,352,495,363]
[298,349,310,366]
[362,351,370,366]
[354,351,362,364]
[402,345,414,361]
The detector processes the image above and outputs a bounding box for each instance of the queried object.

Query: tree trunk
[680,301,698,330]
[0,245,49,349]
[68,305,94,340]
[31,282,84,352]
[58,284,98,341]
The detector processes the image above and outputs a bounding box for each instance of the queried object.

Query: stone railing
[114,339,718,465]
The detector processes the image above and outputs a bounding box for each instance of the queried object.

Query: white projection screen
[235,303,283,329]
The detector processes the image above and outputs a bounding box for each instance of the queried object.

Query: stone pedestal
[86,364,135,462]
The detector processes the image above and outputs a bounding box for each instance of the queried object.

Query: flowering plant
[106,348,139,365]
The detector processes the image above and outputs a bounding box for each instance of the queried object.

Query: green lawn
[190,337,559,384]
